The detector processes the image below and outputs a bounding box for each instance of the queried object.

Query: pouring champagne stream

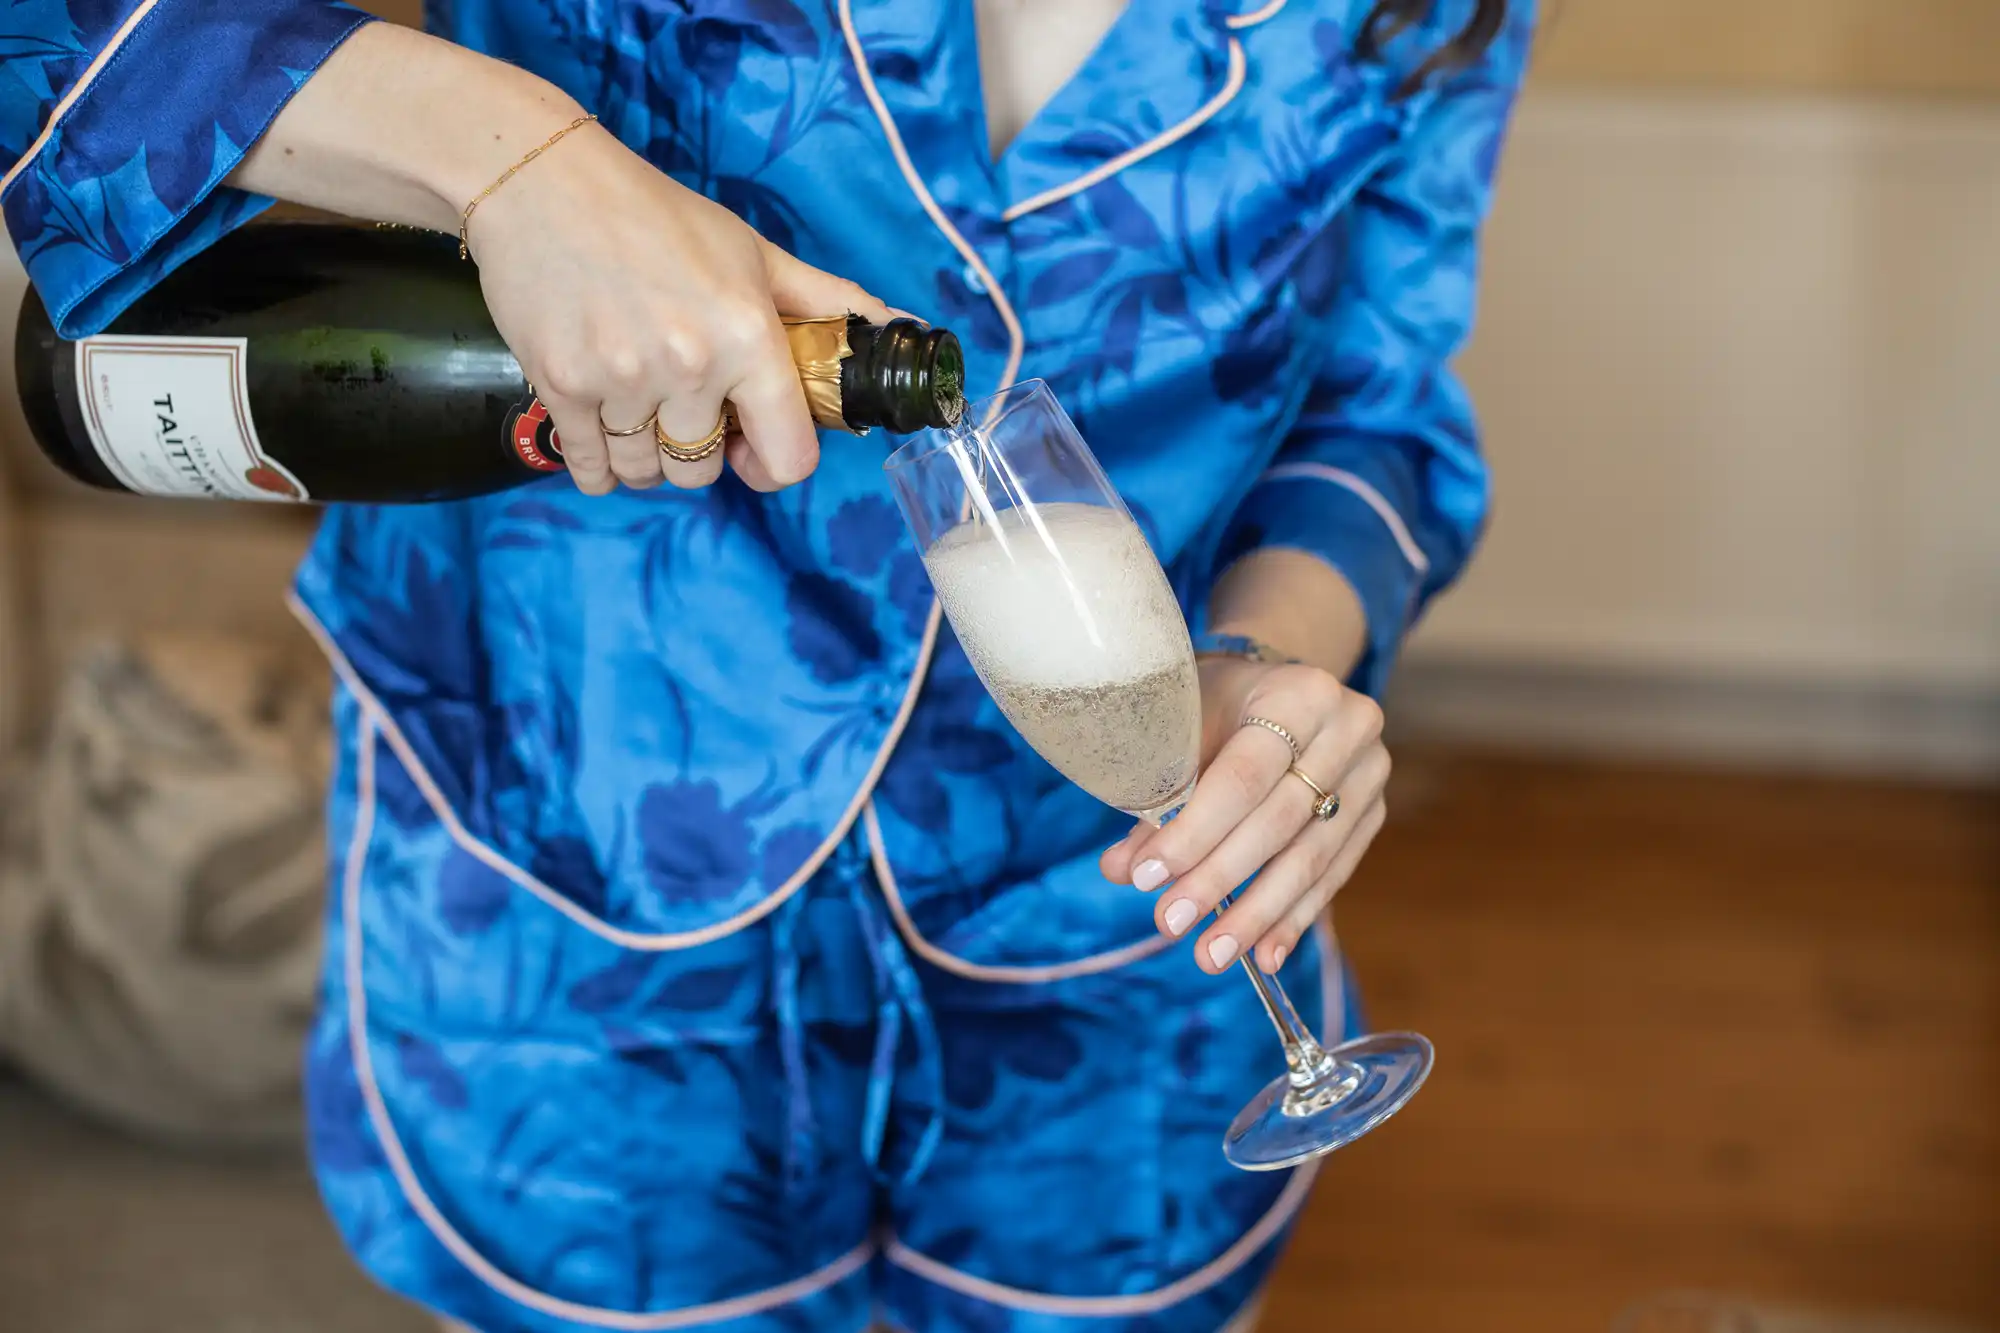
[886,381,1433,1170]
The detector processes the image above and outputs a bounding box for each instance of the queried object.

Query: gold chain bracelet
[457,113,598,260]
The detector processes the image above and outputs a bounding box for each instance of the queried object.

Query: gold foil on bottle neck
[780,314,861,434]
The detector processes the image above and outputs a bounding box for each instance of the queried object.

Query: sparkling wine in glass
[885,380,1433,1171]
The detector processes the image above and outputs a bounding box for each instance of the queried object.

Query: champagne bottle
[13,222,966,505]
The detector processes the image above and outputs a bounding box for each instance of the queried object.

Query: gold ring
[602,410,658,438]
[655,415,728,465]
[1287,766,1342,823]
[1241,715,1301,761]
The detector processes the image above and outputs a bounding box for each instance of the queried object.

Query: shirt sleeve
[1208,5,1534,698]
[1,0,378,338]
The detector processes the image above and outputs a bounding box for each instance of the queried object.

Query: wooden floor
[1265,751,2000,1333]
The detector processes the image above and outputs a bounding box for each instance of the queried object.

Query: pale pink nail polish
[1163,898,1199,937]
[1133,859,1171,893]
[1268,944,1289,973]
[1207,934,1240,969]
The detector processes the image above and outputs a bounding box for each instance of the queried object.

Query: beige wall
[1421,90,2000,697]
[1534,0,2000,99]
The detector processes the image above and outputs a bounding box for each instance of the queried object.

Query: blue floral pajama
[307,683,1359,1333]
[2,0,1531,1327]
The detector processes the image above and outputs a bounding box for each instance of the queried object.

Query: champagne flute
[884,380,1433,1171]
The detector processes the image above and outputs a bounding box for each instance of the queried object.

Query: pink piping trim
[340,712,876,1328]
[884,919,1342,1315]
[838,0,1025,387]
[844,0,1052,937]
[1256,463,1432,575]
[993,0,1289,224]
[862,801,1174,983]
[1223,0,1290,29]
[288,587,937,951]
[0,0,163,196]
[1000,38,1247,224]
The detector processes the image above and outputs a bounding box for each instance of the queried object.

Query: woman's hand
[466,128,892,496]
[229,22,889,497]
[1099,656,1391,976]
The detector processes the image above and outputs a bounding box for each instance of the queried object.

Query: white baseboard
[1385,658,2000,783]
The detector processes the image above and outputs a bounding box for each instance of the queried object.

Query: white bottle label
[74,335,309,502]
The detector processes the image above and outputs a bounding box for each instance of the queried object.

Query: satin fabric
[1,1,1532,1329]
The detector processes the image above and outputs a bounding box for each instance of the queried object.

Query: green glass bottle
[13,221,966,505]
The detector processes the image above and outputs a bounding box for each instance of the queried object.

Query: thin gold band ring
[602,411,658,438]
[1287,766,1342,824]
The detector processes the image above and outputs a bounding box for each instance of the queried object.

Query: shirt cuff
[1210,462,1433,698]
[4,1,377,338]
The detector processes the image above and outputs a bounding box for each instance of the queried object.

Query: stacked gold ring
[656,414,729,465]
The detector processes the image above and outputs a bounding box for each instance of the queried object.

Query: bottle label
[506,395,567,472]
[74,336,308,502]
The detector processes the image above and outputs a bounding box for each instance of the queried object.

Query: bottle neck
[841,316,966,434]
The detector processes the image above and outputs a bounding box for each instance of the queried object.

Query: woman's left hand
[1099,656,1391,975]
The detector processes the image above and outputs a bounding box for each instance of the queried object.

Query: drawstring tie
[847,871,944,1186]
[767,863,943,1197]
[769,890,819,1196]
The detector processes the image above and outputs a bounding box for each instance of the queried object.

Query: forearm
[226,21,585,232]
[1207,548,1370,682]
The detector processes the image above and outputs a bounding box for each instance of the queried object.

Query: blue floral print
[1,1,1531,1329]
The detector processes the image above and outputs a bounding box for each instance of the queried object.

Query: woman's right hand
[465,124,893,495]
[230,22,891,496]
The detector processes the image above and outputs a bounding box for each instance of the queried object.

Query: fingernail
[1207,934,1240,969]
[1134,859,1172,893]
[1268,944,1289,973]
[1163,898,1199,937]
[887,307,930,326]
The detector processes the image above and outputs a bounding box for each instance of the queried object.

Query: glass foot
[1222,1031,1434,1171]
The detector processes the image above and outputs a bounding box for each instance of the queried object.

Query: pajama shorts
[306,692,1359,1333]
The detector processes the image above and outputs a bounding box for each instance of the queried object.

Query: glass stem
[1149,802,1347,1094]
[1213,889,1341,1090]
